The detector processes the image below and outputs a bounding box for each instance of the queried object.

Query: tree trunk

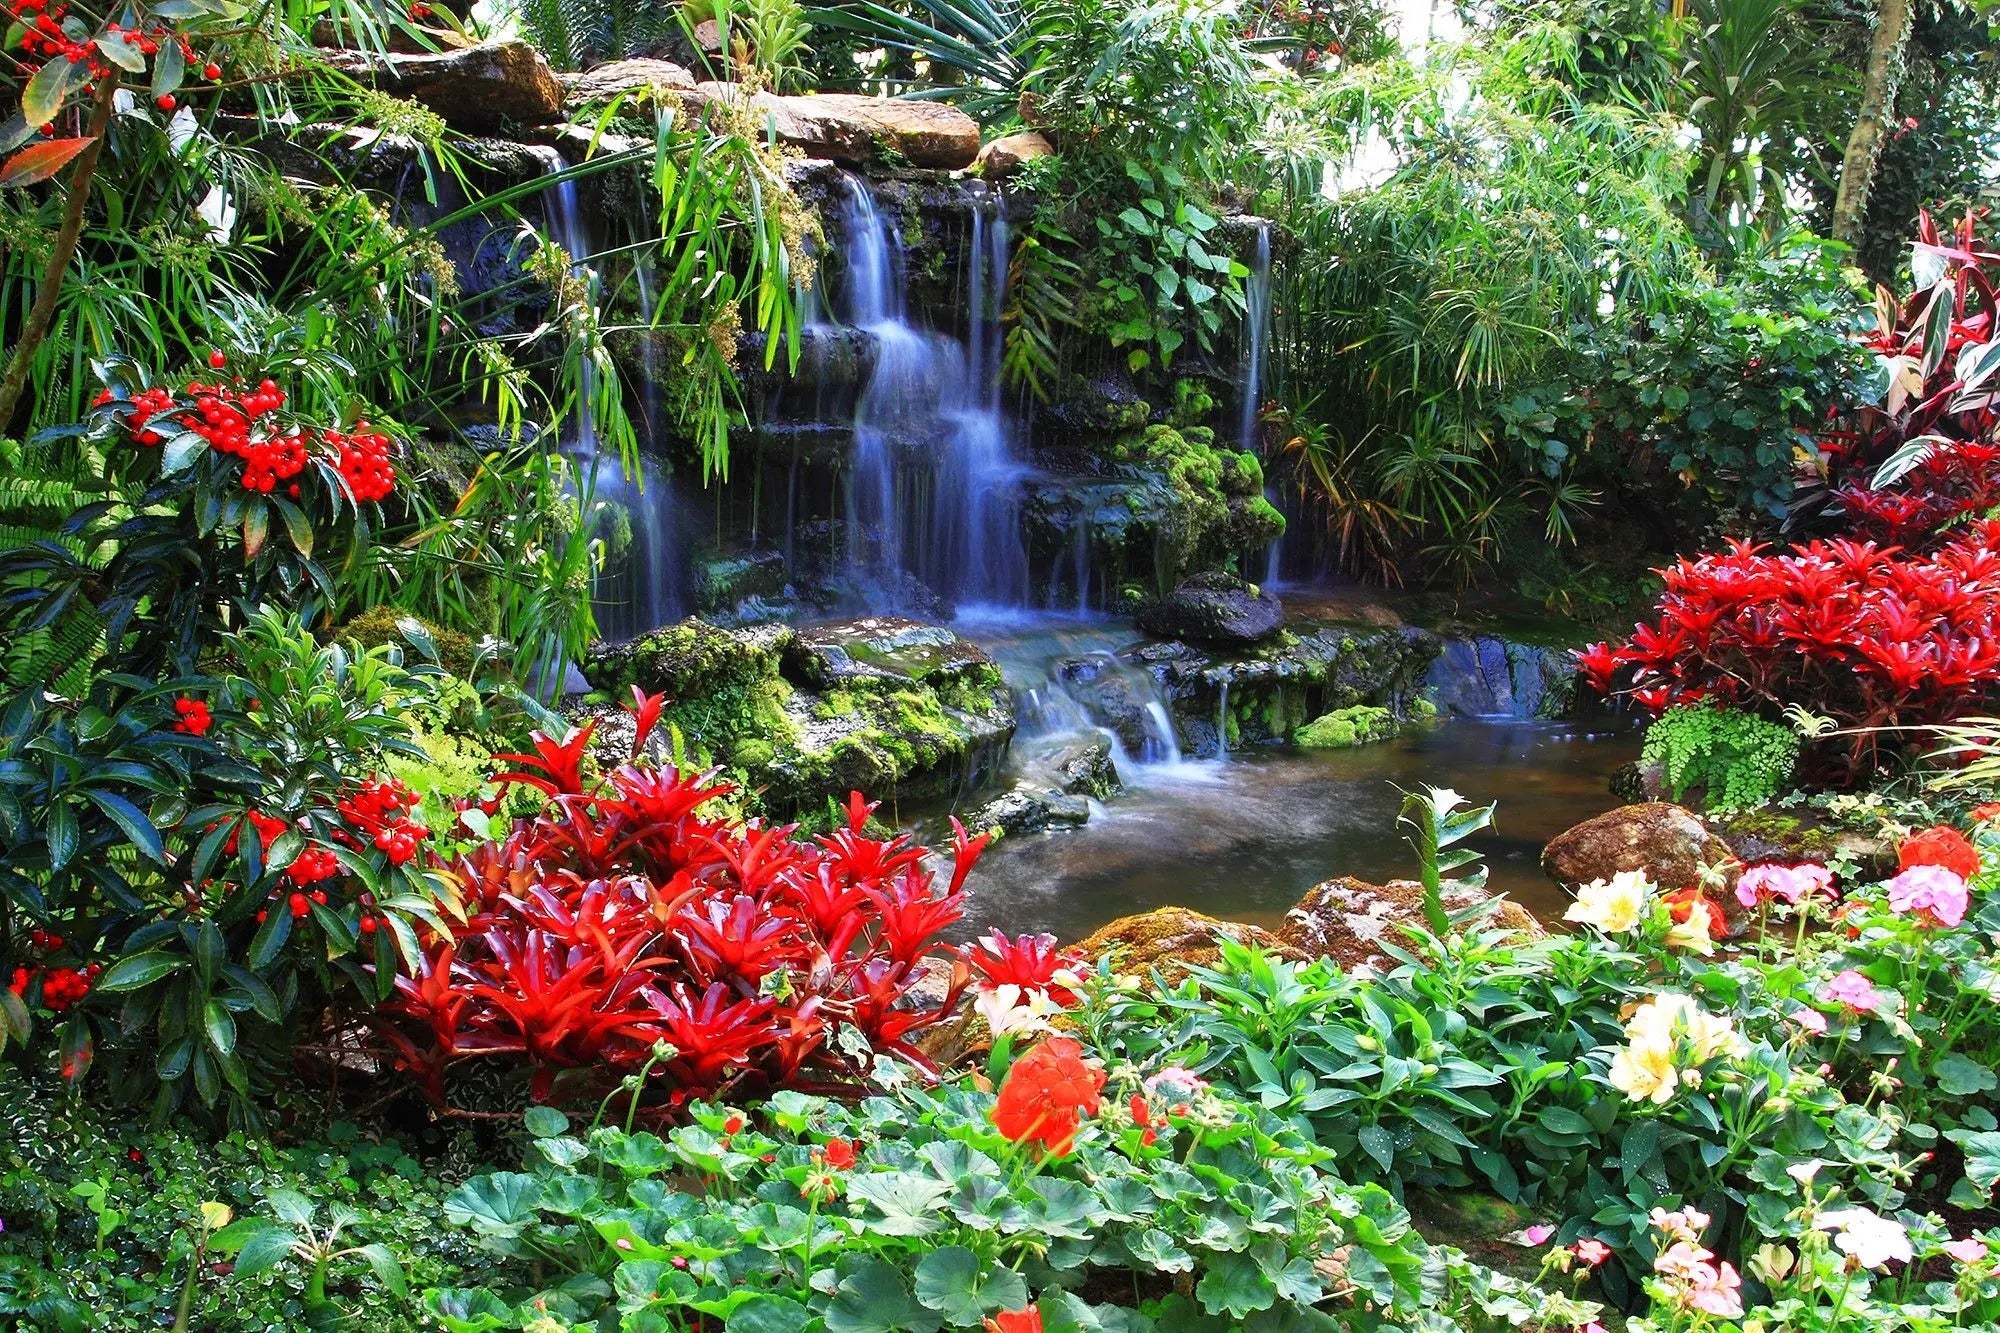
[1830,0,1913,248]
[0,73,120,434]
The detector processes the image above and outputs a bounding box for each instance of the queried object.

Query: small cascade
[836,177,1030,612]
[1237,222,1283,588]
[535,150,687,641]
[1214,678,1231,757]
[1013,649,1185,769]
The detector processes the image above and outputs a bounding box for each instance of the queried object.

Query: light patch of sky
[1323,0,1465,197]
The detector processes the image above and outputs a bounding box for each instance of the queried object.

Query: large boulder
[976,129,1053,180]
[1074,907,1301,984]
[559,58,698,110]
[806,94,980,168]
[1139,573,1283,647]
[677,86,979,168]
[323,40,564,131]
[1281,876,1543,971]
[1542,802,1737,894]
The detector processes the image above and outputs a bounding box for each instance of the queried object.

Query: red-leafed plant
[1812,210,2000,548]
[370,693,995,1108]
[1584,212,2000,780]
[1579,525,2000,777]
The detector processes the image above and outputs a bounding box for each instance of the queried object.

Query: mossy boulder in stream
[581,616,1013,813]
[1294,705,1399,750]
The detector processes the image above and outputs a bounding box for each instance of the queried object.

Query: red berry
[359,915,378,934]
[156,93,175,110]
[288,892,309,917]
[202,62,220,79]
[207,350,226,368]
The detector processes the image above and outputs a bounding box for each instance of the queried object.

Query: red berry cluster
[172,696,212,735]
[10,935,99,1012]
[7,0,110,77]
[9,963,98,1010]
[98,357,401,503]
[288,845,342,886]
[337,776,428,865]
[221,808,288,857]
[327,423,397,503]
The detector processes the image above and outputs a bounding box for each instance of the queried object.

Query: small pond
[940,610,1640,941]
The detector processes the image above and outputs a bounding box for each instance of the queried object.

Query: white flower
[1786,1159,1824,1186]
[1818,1208,1914,1270]
[1566,870,1652,933]
[972,984,1061,1037]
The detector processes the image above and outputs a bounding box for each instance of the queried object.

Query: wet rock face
[1072,907,1302,984]
[1047,737,1119,799]
[1426,635,1578,719]
[1053,657,1163,757]
[693,549,789,617]
[1281,875,1543,971]
[1146,620,1440,755]
[961,784,1092,838]
[1138,573,1284,647]
[1542,802,1737,895]
[787,616,999,689]
[323,41,566,132]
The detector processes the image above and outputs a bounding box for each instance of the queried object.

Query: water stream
[947,613,1638,942]
[536,153,688,642]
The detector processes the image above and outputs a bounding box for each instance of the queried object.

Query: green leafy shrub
[1641,700,1801,810]
[425,1059,1595,1331]
[0,1070,474,1331]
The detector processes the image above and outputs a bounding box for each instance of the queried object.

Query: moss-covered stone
[336,606,476,676]
[1295,705,1399,749]
[1105,423,1285,579]
[584,615,1015,815]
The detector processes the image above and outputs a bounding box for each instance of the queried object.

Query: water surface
[956,718,1637,941]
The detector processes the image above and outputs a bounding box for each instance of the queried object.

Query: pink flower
[1690,1261,1744,1318]
[1792,1006,1829,1036]
[1887,864,1971,928]
[1944,1237,1989,1265]
[1821,969,1886,1014]
[1573,1238,1611,1267]
[1523,1224,1555,1246]
[1736,863,1833,909]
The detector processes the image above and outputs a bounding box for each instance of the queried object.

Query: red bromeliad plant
[1579,525,2000,776]
[370,692,996,1108]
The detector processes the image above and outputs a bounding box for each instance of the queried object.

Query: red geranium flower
[1662,886,1727,939]
[1900,825,1981,882]
[985,1307,1042,1333]
[821,1138,858,1170]
[990,1037,1105,1155]
[1970,803,2000,824]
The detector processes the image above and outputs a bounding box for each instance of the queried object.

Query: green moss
[337,606,476,676]
[1294,705,1400,750]
[731,736,777,769]
[583,619,801,763]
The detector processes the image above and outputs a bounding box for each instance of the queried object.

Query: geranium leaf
[913,1245,1026,1325]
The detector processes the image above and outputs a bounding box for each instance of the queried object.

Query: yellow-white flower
[1607,994,1745,1103]
[1666,906,1716,956]
[1564,870,1652,933]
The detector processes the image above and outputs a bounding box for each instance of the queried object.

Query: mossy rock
[584,618,793,699]
[1295,705,1399,749]
[1073,906,1303,985]
[336,606,476,676]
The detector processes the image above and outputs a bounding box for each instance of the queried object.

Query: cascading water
[1237,222,1283,588]
[836,177,1030,612]
[534,150,687,641]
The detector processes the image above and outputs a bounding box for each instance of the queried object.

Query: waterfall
[836,177,1030,613]
[535,149,687,641]
[1215,678,1231,758]
[1013,649,1184,770]
[1238,222,1283,588]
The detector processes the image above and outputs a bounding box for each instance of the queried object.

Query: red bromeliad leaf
[0,136,95,188]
